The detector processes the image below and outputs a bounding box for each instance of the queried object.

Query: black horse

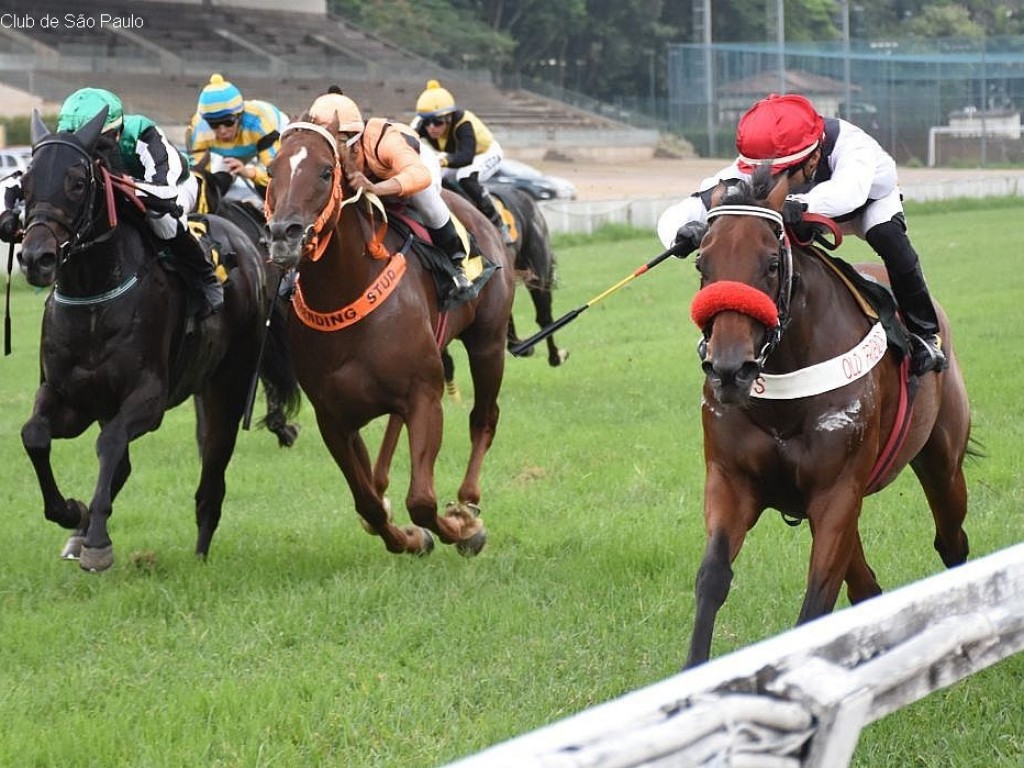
[17,108,300,571]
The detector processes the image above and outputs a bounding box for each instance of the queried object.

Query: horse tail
[257,298,302,446]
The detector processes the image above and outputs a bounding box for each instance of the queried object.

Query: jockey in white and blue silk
[187,73,288,196]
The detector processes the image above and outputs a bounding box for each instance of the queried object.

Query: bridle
[697,204,794,368]
[24,136,113,264]
[266,121,343,262]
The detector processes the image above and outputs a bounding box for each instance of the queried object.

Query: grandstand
[0,0,659,160]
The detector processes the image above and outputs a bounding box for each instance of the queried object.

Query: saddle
[382,201,499,311]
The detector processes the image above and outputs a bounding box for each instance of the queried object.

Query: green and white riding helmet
[56,87,124,134]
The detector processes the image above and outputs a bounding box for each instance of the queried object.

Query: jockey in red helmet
[658,93,946,375]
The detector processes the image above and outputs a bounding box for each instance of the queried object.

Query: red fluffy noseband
[690,280,779,328]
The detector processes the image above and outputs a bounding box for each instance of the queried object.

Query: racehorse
[17,108,301,572]
[265,119,515,557]
[683,166,971,667]
[441,179,567,366]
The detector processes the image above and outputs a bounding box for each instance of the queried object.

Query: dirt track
[527,156,1024,201]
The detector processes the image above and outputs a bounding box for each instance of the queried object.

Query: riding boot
[866,218,946,375]
[166,225,224,318]
[428,219,472,292]
[461,175,513,244]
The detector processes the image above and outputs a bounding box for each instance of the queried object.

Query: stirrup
[910,333,947,375]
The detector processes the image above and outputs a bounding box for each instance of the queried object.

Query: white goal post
[443,543,1024,768]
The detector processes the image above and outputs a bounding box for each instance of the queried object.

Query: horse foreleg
[686,470,759,668]
[798,494,863,624]
[79,381,165,572]
[401,392,482,554]
[844,529,882,605]
[319,416,431,556]
[21,386,96,554]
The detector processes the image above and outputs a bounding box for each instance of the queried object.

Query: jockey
[308,86,473,292]
[412,79,512,244]
[0,87,222,316]
[657,93,946,376]
[187,74,288,198]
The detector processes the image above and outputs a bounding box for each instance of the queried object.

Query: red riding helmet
[735,93,825,173]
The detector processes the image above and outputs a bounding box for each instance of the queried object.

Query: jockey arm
[656,162,747,249]
[131,123,187,202]
[787,123,882,220]
[349,123,432,198]
[441,120,478,169]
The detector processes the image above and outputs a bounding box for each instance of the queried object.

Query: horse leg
[844,529,882,605]
[528,284,568,367]
[403,391,484,554]
[21,387,98,557]
[506,314,533,357]
[440,348,461,401]
[319,415,432,556]
[797,493,864,624]
[191,392,246,559]
[911,435,970,569]
[685,470,759,668]
[372,414,402,500]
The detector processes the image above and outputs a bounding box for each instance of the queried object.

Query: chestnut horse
[265,120,514,556]
[18,109,300,571]
[684,167,971,667]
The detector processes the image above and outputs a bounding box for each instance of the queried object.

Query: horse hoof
[417,528,435,557]
[275,423,301,448]
[60,535,85,560]
[550,349,569,367]
[79,545,114,573]
[456,527,487,557]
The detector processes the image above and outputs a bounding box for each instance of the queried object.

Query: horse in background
[683,166,971,667]
[266,119,514,558]
[17,109,300,571]
[190,151,300,446]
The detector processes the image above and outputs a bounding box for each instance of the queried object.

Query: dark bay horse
[442,180,568,366]
[17,109,300,572]
[683,167,971,667]
[265,120,515,556]
[488,185,568,367]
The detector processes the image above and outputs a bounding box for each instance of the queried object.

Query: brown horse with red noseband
[265,119,514,557]
[683,167,972,667]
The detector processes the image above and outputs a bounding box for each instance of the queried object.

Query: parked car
[486,159,577,201]
[0,146,31,180]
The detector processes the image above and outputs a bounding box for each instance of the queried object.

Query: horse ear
[30,108,50,145]
[75,107,109,150]
[766,171,790,212]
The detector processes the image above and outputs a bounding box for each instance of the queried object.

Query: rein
[273,122,411,333]
[27,137,143,306]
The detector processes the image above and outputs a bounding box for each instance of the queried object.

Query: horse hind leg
[911,437,970,569]
[528,285,569,367]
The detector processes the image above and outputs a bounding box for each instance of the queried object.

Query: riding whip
[508,241,689,357]
[4,240,14,356]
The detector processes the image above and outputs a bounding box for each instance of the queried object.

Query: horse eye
[320,167,333,183]
[767,257,780,276]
